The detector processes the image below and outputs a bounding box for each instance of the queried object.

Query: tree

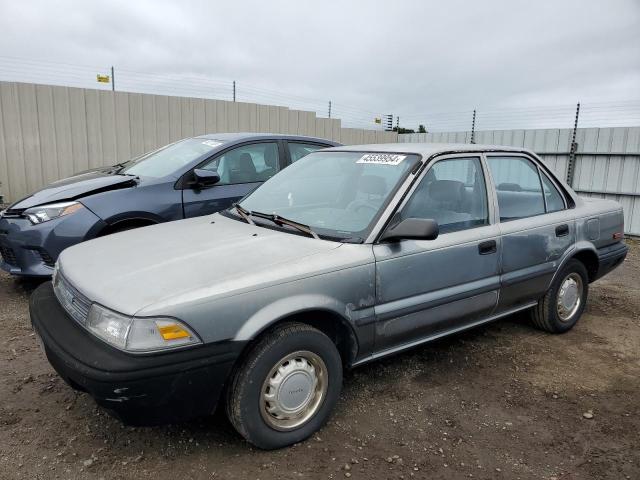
[392,126,415,134]
[418,124,427,133]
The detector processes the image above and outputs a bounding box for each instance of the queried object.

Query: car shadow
[14,276,49,295]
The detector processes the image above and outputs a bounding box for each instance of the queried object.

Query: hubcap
[260,351,328,431]
[557,273,583,321]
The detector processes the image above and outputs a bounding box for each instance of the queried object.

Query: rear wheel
[530,259,589,333]
[226,322,342,449]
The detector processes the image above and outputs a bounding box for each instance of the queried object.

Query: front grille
[1,209,24,219]
[53,272,92,325]
[0,244,17,266]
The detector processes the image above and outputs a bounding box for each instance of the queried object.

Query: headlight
[23,201,84,225]
[86,303,202,353]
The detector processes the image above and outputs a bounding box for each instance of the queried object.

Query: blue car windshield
[121,138,223,178]
[238,151,420,239]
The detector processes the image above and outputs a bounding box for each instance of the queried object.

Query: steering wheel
[346,199,378,217]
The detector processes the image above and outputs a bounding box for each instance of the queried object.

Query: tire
[226,322,343,450]
[530,259,589,333]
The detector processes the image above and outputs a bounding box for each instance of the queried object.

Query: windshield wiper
[247,210,320,239]
[233,203,255,225]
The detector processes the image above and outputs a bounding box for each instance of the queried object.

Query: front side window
[239,151,420,240]
[121,138,223,178]
[288,142,327,163]
[487,156,545,221]
[400,157,489,233]
[201,142,279,184]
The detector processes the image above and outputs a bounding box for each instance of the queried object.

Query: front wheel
[530,259,589,333]
[226,322,343,449]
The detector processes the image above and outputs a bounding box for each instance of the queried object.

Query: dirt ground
[1,242,639,480]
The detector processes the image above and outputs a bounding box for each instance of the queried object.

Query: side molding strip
[352,301,538,367]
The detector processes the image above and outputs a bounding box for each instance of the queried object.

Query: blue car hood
[9,169,138,210]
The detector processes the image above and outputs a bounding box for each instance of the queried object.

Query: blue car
[0,133,339,277]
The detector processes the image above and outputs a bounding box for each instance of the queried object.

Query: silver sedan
[30,143,628,449]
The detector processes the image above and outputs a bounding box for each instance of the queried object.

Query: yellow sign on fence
[96,74,110,83]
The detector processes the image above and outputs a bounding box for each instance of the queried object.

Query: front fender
[233,293,365,342]
[101,210,166,227]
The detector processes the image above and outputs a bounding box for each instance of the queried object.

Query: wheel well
[249,311,358,368]
[573,249,599,282]
[98,218,158,236]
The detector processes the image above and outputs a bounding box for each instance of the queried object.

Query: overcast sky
[0,0,639,129]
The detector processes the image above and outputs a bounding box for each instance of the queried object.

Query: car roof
[324,142,532,157]
[194,132,340,145]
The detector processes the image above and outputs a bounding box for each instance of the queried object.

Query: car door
[373,154,501,353]
[485,153,575,312]
[182,141,283,218]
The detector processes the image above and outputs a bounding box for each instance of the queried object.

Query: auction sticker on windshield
[356,153,407,165]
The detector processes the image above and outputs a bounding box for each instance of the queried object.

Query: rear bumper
[30,282,245,425]
[0,208,106,277]
[595,241,628,281]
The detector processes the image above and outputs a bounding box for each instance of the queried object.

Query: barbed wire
[0,55,639,131]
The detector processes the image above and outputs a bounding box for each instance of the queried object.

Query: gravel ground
[1,241,639,480]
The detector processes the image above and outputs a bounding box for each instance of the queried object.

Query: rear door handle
[478,240,497,255]
[555,224,569,237]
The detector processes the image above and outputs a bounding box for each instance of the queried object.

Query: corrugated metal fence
[0,81,398,203]
[399,128,640,236]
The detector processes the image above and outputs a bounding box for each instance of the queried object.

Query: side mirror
[380,218,439,242]
[193,169,220,188]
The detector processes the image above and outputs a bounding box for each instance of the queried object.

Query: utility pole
[233,81,236,102]
[328,101,332,118]
[566,102,580,186]
[111,66,115,92]
[470,109,476,144]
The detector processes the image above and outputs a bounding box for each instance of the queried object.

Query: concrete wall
[399,127,640,235]
[0,81,398,203]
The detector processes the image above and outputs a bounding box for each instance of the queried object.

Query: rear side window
[540,172,565,213]
[487,156,545,221]
[288,142,327,163]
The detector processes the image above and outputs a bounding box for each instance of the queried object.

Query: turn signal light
[158,323,191,340]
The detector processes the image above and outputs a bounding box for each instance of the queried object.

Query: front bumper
[30,282,245,425]
[0,207,106,277]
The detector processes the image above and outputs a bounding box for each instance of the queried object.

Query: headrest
[233,153,256,173]
[497,182,522,192]
[429,180,465,203]
[359,175,386,195]
[264,146,277,168]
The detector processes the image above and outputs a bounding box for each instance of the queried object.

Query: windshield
[121,138,223,178]
[238,151,420,240]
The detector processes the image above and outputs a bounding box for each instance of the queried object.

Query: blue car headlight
[23,201,85,225]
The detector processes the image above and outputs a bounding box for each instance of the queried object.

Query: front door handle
[478,240,497,255]
[555,224,569,237]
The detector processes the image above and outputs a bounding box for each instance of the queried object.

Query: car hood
[58,213,343,316]
[9,168,137,210]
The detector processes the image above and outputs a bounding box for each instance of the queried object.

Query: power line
[0,55,638,130]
